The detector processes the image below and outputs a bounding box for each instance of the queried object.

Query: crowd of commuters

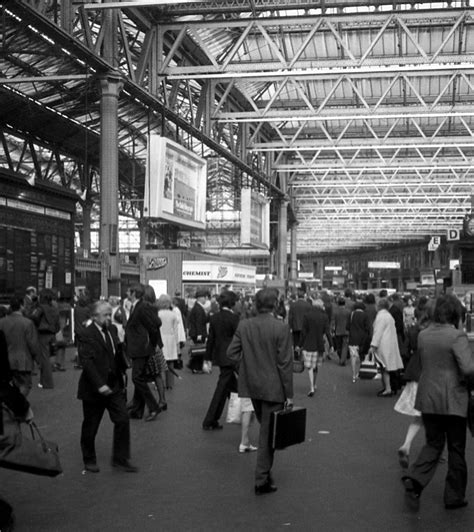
[2,281,474,519]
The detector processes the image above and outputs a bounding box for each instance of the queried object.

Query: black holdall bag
[269,405,307,450]
[0,421,62,477]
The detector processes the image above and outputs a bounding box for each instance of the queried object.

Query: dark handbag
[145,352,162,379]
[187,343,206,372]
[468,391,474,437]
[0,421,62,477]
[49,338,58,357]
[269,406,306,450]
[359,352,379,380]
[293,349,304,373]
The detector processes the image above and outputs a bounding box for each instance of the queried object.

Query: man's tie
[102,324,114,355]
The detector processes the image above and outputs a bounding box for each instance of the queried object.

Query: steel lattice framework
[1,0,474,255]
[156,3,474,252]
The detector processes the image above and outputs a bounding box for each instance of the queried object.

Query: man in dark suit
[227,289,293,495]
[187,289,209,373]
[77,301,137,473]
[288,289,311,346]
[202,291,240,430]
[124,283,162,421]
[188,289,209,343]
[0,296,41,396]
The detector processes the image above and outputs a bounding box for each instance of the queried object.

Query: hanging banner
[240,188,270,248]
[144,134,207,230]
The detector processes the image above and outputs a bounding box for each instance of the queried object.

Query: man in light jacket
[227,288,293,495]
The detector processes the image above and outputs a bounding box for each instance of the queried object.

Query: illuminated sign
[368,261,400,269]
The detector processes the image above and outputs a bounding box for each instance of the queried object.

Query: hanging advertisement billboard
[240,188,270,248]
[144,134,207,230]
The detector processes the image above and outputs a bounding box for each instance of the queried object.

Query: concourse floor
[3,349,474,532]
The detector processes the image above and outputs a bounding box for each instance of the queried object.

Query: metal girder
[4,0,285,201]
[7,0,474,254]
[159,10,474,77]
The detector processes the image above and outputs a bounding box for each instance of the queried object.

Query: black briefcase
[187,343,206,372]
[269,406,306,450]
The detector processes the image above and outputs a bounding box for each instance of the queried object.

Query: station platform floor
[2,348,474,532]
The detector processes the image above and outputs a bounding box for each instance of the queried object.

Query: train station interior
[1,0,474,300]
[2,2,474,531]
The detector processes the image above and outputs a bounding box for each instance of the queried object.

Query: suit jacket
[415,323,474,417]
[288,298,312,332]
[188,302,208,341]
[334,306,351,336]
[0,312,41,372]
[0,331,30,420]
[77,323,126,401]
[124,300,162,359]
[227,313,293,403]
[205,309,240,367]
[299,307,332,353]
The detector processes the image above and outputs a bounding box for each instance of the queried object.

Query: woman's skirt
[394,381,421,417]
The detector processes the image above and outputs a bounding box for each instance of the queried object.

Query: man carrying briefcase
[227,288,293,495]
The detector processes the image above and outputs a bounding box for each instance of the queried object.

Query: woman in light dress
[157,294,179,390]
[369,298,404,397]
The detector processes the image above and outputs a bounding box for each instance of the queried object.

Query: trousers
[129,356,159,416]
[202,366,237,427]
[408,413,467,505]
[38,333,54,388]
[80,391,130,465]
[252,399,284,487]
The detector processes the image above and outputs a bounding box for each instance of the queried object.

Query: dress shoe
[307,391,314,397]
[445,500,468,510]
[158,403,168,411]
[84,463,100,473]
[128,411,143,419]
[202,423,223,431]
[239,444,258,453]
[255,481,278,495]
[145,411,160,422]
[111,460,139,473]
[402,477,421,512]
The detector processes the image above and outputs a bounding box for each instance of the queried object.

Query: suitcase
[269,406,306,450]
[187,343,206,373]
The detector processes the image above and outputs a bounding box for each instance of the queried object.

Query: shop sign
[182,261,256,283]
[147,257,168,270]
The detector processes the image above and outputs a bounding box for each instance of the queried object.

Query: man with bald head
[77,301,137,473]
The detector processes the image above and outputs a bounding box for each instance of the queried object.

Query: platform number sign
[447,229,460,241]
